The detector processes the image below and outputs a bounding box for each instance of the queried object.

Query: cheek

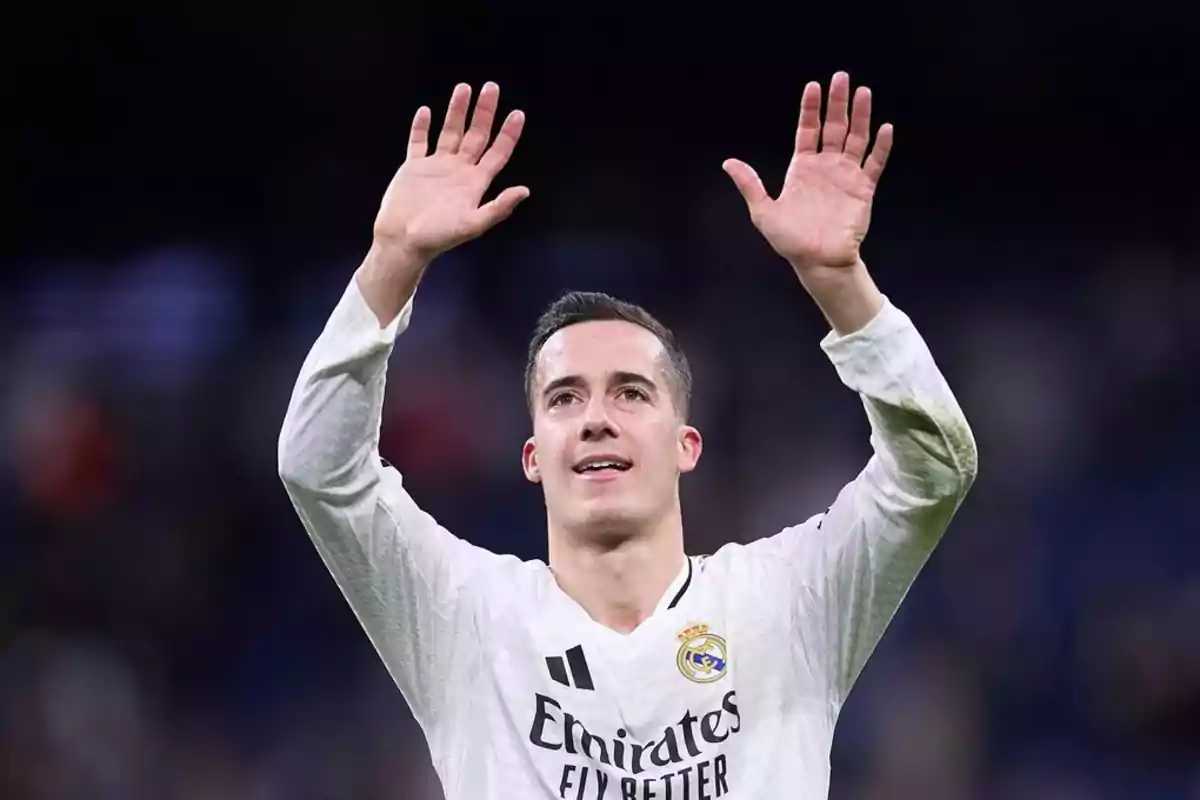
[532,428,570,474]
[641,425,684,470]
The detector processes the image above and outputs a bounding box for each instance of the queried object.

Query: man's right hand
[357,81,528,325]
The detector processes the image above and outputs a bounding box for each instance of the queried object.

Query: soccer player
[279,72,977,799]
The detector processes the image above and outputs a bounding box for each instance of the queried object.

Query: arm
[726,73,978,702]
[770,292,975,701]
[278,277,494,726]
[277,81,529,728]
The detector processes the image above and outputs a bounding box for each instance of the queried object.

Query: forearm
[793,258,885,337]
[278,274,408,491]
[813,300,977,697]
[277,271,496,727]
[792,256,974,495]
[821,298,977,509]
[355,238,430,329]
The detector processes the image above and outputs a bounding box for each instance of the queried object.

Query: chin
[571,504,651,543]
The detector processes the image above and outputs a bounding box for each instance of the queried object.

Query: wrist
[355,237,430,327]
[792,259,884,337]
[363,236,429,281]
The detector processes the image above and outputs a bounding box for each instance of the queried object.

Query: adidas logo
[545,644,594,691]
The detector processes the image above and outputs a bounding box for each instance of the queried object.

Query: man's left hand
[724,72,893,278]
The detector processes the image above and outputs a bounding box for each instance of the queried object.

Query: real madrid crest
[676,623,728,683]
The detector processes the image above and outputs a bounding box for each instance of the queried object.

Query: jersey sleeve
[747,298,978,706]
[277,276,499,729]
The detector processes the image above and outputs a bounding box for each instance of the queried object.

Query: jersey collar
[653,556,693,616]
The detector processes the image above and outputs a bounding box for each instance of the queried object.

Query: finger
[794,81,822,154]
[863,123,894,186]
[843,86,872,164]
[470,185,530,235]
[460,81,500,163]
[722,158,771,216]
[820,71,851,153]
[406,106,431,160]
[435,83,472,154]
[477,110,526,179]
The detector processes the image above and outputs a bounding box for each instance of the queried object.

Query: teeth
[581,461,626,471]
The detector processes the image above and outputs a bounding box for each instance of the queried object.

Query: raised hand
[723,72,893,272]
[374,81,529,263]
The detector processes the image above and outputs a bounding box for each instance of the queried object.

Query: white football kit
[278,277,977,800]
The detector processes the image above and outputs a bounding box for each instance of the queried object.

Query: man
[278,73,977,799]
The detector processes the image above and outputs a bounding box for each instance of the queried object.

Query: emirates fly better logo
[529,626,740,798]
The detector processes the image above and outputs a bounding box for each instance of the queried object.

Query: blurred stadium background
[4,11,1199,799]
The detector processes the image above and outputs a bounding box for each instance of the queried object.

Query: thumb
[470,185,530,235]
[722,159,770,216]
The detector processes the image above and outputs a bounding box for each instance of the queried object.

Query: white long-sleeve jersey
[278,277,977,800]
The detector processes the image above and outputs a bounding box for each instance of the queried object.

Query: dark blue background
[5,10,1198,798]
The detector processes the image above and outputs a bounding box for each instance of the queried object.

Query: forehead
[534,320,667,386]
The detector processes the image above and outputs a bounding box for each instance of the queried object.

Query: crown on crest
[677,623,709,643]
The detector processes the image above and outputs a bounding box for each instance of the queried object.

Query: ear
[677,424,703,474]
[521,436,541,483]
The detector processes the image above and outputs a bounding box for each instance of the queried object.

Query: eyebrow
[541,371,658,401]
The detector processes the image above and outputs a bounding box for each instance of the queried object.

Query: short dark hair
[525,291,693,419]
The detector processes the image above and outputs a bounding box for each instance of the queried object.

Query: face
[522,320,702,541]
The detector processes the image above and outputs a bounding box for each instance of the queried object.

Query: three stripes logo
[545,645,594,691]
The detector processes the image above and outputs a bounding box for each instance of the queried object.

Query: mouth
[572,456,633,476]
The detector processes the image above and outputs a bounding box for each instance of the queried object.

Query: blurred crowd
[3,223,1198,798]
[6,14,1200,800]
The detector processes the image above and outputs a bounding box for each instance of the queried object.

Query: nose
[579,396,618,441]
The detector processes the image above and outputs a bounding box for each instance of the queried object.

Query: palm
[374,82,528,260]
[380,155,494,252]
[724,73,893,269]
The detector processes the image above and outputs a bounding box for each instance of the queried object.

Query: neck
[548,508,686,635]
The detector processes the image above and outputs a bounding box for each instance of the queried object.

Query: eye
[548,392,577,408]
[619,386,649,403]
